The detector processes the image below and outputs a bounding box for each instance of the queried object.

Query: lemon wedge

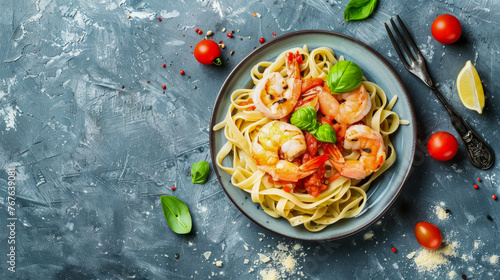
[456,60,485,114]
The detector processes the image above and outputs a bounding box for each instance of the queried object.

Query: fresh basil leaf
[290,106,319,131]
[326,60,363,93]
[161,196,192,234]
[312,124,337,143]
[344,0,378,21]
[191,161,210,184]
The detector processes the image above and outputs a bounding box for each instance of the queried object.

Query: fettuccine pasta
[213,45,406,232]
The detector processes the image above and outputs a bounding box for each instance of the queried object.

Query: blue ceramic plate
[210,30,416,241]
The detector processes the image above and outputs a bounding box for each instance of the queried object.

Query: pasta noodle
[213,45,405,232]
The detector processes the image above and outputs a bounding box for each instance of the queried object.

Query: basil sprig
[290,106,318,131]
[326,61,363,94]
[290,107,336,143]
[314,124,337,143]
[191,161,210,184]
[344,0,378,21]
[161,196,192,234]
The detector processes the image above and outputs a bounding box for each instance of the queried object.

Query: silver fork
[385,15,494,170]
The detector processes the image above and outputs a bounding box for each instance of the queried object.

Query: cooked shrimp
[323,125,386,180]
[252,121,328,182]
[253,53,302,119]
[314,84,371,124]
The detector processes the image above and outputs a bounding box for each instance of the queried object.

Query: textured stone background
[0,0,499,279]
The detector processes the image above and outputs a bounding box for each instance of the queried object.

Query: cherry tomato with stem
[427,131,458,161]
[194,40,222,66]
[415,222,442,250]
[431,14,462,44]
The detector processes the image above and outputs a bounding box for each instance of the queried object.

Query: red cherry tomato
[194,40,222,66]
[415,222,442,250]
[431,14,462,44]
[427,131,458,161]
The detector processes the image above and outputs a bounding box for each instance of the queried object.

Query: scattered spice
[121,85,125,89]
[219,40,223,44]
[273,32,276,36]
[252,13,257,17]
[227,33,233,38]
[230,50,234,55]
[248,36,251,39]
[207,30,213,36]
[219,43,225,49]
[392,247,397,252]
[474,184,478,189]
[259,38,265,43]
[194,86,197,89]
[147,81,150,83]
[493,195,497,200]
[175,253,180,259]
[171,186,176,191]
[198,30,203,35]
[158,17,162,22]
[477,178,481,182]
[162,85,166,90]
[162,63,166,68]
[222,28,226,32]
[462,275,466,280]
[180,70,185,75]
[195,28,199,32]
[445,208,450,213]
[487,215,493,221]
[126,14,131,19]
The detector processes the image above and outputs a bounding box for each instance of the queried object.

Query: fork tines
[384,15,424,70]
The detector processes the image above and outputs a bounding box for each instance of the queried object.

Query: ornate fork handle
[386,15,495,170]
[430,87,494,169]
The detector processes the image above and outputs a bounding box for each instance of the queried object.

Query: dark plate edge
[209,30,418,242]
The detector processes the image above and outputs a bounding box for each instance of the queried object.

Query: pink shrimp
[309,84,371,124]
[253,52,302,119]
[323,125,386,180]
[252,121,329,182]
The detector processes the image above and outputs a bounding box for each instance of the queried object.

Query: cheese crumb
[258,253,271,263]
[448,271,457,279]
[413,242,458,272]
[490,255,499,264]
[244,245,249,251]
[276,244,288,251]
[222,28,226,32]
[293,244,301,250]
[215,261,223,267]
[406,251,416,259]
[434,205,449,220]
[260,269,277,280]
[363,231,374,240]
[281,255,296,271]
[203,251,211,260]
[244,259,249,264]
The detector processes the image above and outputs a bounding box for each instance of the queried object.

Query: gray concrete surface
[0,0,499,279]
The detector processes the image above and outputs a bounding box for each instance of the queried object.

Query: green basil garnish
[344,0,378,21]
[290,106,337,144]
[191,161,210,184]
[326,60,363,94]
[312,124,337,143]
[290,106,318,131]
[161,196,192,234]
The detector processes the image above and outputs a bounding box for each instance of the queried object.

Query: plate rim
[209,29,417,241]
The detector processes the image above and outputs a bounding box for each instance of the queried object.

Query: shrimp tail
[300,154,329,171]
[286,52,301,79]
[301,78,324,93]
[323,143,345,173]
